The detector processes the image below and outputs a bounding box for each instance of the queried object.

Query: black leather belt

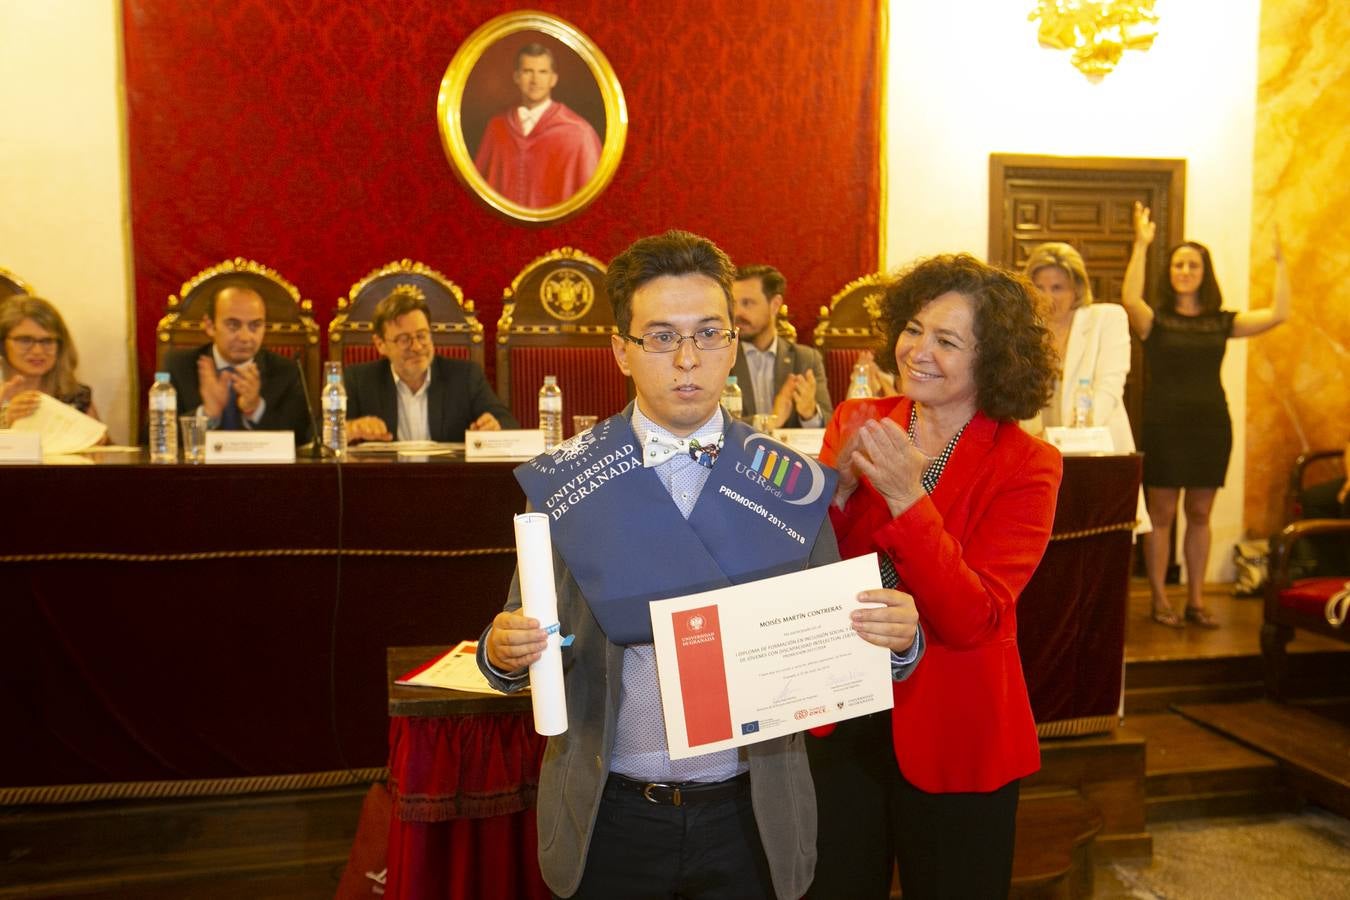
[607,772,750,807]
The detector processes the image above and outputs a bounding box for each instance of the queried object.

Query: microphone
[294,357,328,459]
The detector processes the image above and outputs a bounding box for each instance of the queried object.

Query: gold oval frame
[437,11,627,224]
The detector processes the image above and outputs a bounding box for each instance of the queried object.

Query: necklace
[907,406,969,494]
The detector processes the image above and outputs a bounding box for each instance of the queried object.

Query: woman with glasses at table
[806,254,1061,900]
[0,295,104,429]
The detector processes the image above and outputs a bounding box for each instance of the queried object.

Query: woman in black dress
[1121,203,1290,628]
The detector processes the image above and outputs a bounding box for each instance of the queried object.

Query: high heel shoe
[1184,606,1220,629]
[1151,603,1185,629]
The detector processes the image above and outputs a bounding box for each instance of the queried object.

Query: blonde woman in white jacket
[1025,244,1152,534]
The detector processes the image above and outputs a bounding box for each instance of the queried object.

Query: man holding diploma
[479,230,922,900]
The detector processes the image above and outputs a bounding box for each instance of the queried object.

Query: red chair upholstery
[814,272,888,408]
[0,265,35,301]
[1261,519,1350,700]
[330,260,484,369]
[496,248,629,434]
[156,259,321,402]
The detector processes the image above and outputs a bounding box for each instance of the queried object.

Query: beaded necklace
[907,405,968,494]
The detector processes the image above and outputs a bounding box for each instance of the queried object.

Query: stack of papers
[8,394,107,455]
[395,641,503,693]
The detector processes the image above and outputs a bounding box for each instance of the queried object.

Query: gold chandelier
[1030,0,1159,80]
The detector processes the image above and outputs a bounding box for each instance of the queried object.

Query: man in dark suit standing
[730,265,833,428]
[343,287,516,443]
[163,284,311,443]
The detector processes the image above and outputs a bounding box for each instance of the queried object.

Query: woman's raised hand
[1133,201,1156,246]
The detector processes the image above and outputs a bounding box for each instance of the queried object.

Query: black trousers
[806,711,1020,900]
[566,775,776,900]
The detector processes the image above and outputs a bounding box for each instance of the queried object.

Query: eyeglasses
[620,328,736,353]
[6,336,60,351]
[385,330,432,350]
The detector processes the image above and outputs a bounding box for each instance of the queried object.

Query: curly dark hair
[874,254,1057,421]
[1156,241,1223,314]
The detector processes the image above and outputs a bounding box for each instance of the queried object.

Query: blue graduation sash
[514,410,837,645]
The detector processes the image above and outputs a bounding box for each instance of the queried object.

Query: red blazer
[821,397,1062,793]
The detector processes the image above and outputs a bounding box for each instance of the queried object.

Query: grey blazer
[480,517,839,899]
[731,340,834,427]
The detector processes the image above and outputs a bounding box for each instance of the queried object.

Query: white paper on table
[650,553,893,760]
[8,394,107,455]
[513,512,568,735]
[347,440,462,454]
[395,641,504,693]
[771,427,826,457]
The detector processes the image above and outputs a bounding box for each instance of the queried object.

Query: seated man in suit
[343,286,517,443]
[478,230,921,899]
[164,284,311,442]
[731,264,833,428]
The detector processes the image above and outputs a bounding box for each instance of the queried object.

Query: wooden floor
[1123,579,1349,664]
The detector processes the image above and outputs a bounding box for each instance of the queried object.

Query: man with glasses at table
[478,230,921,899]
[163,284,311,442]
[343,285,516,443]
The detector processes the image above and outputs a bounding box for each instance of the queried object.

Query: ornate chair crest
[496,247,629,432]
[0,266,35,301]
[813,272,888,408]
[156,258,320,398]
[330,260,485,368]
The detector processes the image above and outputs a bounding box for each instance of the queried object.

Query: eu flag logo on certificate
[741,721,760,735]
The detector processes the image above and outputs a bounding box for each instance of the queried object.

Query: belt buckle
[641,781,681,806]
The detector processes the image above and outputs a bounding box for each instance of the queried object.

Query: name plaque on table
[1044,426,1114,455]
[771,428,825,457]
[464,429,545,461]
[204,430,296,463]
[0,430,42,463]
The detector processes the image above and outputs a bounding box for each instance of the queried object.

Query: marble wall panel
[1246,0,1350,536]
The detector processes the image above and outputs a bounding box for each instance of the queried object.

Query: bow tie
[642,431,724,469]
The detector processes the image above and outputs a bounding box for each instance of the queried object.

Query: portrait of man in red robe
[474,43,603,208]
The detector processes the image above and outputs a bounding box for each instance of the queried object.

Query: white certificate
[650,554,894,760]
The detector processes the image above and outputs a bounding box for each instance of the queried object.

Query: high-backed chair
[813,272,888,408]
[330,260,485,368]
[156,258,321,399]
[0,266,35,301]
[496,248,629,432]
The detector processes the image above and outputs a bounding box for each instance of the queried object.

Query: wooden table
[383,646,547,900]
[1,453,524,796]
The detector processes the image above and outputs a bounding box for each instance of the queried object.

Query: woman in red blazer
[808,255,1062,899]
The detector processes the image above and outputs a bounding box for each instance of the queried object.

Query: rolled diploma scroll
[513,512,568,735]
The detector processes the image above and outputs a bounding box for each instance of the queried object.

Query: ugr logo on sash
[732,434,827,505]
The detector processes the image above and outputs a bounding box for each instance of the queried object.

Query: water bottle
[1072,377,1094,427]
[321,363,348,458]
[846,360,872,400]
[148,372,178,463]
[721,375,743,420]
[539,375,563,450]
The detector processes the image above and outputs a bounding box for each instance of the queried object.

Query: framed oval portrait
[438,11,627,224]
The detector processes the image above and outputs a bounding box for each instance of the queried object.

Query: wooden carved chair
[156,258,321,401]
[496,247,629,433]
[0,266,35,301]
[813,272,888,408]
[330,260,485,368]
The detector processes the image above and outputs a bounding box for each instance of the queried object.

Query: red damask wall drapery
[122,0,883,390]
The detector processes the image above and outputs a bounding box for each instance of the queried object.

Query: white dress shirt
[393,364,432,442]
